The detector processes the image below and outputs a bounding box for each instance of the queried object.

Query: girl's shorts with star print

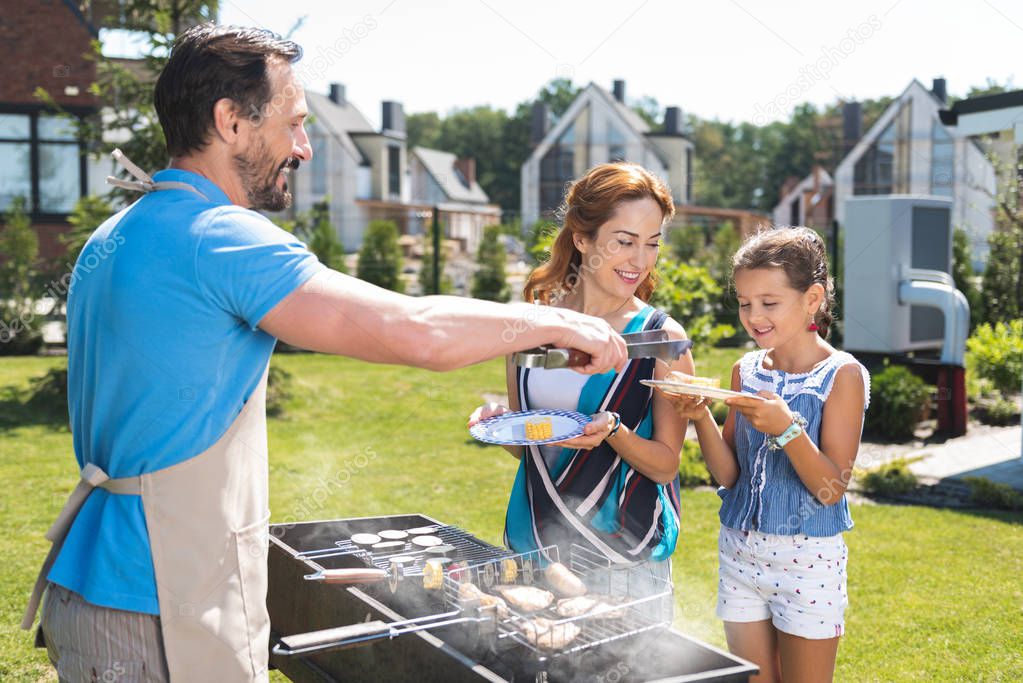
[716,525,848,639]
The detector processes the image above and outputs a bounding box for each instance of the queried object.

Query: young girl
[665,228,869,683]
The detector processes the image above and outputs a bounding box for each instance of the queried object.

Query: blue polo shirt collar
[152,169,233,206]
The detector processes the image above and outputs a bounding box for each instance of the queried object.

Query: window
[0,111,83,215]
[540,122,575,214]
[930,120,954,197]
[608,122,626,162]
[853,101,911,195]
[387,145,401,198]
[311,131,327,196]
[685,147,693,204]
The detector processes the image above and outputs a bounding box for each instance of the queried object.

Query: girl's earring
[807,317,819,332]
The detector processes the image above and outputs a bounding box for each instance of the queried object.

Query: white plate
[641,379,758,401]
[469,409,588,446]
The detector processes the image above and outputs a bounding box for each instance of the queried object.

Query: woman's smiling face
[574,197,664,299]
[734,267,822,348]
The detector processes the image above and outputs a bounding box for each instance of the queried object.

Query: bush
[710,400,729,426]
[858,459,919,497]
[526,220,558,266]
[865,364,932,441]
[0,196,44,355]
[25,366,69,422]
[356,220,404,292]
[471,225,510,302]
[952,228,983,330]
[266,363,294,418]
[649,257,735,348]
[669,224,706,262]
[966,319,1023,396]
[976,392,1021,426]
[980,227,1021,324]
[678,439,714,487]
[963,477,1023,511]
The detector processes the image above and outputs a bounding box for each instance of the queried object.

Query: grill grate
[442,544,672,662]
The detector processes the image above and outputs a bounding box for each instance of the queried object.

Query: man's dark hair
[154,24,302,157]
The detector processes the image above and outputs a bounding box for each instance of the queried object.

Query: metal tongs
[514,330,693,369]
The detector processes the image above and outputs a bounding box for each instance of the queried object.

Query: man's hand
[549,309,628,375]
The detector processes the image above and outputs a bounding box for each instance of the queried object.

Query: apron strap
[105,148,210,200]
[22,464,142,630]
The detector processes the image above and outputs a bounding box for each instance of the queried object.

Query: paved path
[860,424,1023,491]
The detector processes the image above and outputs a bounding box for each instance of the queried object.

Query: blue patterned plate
[469,409,589,446]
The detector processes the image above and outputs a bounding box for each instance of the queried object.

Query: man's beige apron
[23,150,273,682]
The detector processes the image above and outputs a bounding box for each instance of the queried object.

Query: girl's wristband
[767,412,808,451]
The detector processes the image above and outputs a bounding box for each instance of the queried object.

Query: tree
[37,2,218,204]
[649,257,735,348]
[303,201,347,273]
[0,197,43,354]
[419,221,452,295]
[951,228,983,328]
[981,227,1022,324]
[406,111,442,150]
[471,226,509,302]
[273,200,348,273]
[356,220,404,292]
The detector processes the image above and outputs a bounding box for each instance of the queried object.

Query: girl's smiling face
[734,267,824,348]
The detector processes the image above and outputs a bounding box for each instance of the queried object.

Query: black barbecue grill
[268,514,758,682]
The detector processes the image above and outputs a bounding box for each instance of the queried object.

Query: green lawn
[1,354,1021,681]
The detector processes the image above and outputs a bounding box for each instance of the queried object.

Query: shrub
[865,364,932,441]
[710,401,729,426]
[25,366,69,423]
[966,319,1023,396]
[857,459,919,497]
[266,363,294,418]
[649,257,735,348]
[980,226,1021,324]
[963,477,1023,511]
[471,225,510,302]
[356,220,404,292]
[0,196,43,355]
[976,392,1021,426]
[678,439,714,487]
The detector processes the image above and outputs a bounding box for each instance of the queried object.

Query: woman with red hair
[469,162,696,610]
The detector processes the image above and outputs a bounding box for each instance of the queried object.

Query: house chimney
[328,83,346,106]
[842,101,862,154]
[530,101,550,146]
[382,101,405,134]
[612,79,626,103]
[664,106,683,135]
[454,158,476,188]
[932,77,948,105]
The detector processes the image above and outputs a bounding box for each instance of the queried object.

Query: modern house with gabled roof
[833,78,996,266]
[772,166,834,231]
[289,83,500,253]
[409,147,500,254]
[520,80,695,227]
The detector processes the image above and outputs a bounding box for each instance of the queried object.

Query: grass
[1,354,1021,681]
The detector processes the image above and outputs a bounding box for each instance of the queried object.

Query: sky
[172,0,1017,127]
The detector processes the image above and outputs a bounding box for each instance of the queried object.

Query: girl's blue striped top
[719,349,871,537]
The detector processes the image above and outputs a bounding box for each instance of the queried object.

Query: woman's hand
[467,402,510,428]
[654,387,713,423]
[724,391,792,436]
[551,412,614,450]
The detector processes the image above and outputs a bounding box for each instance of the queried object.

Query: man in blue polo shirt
[24,23,626,683]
